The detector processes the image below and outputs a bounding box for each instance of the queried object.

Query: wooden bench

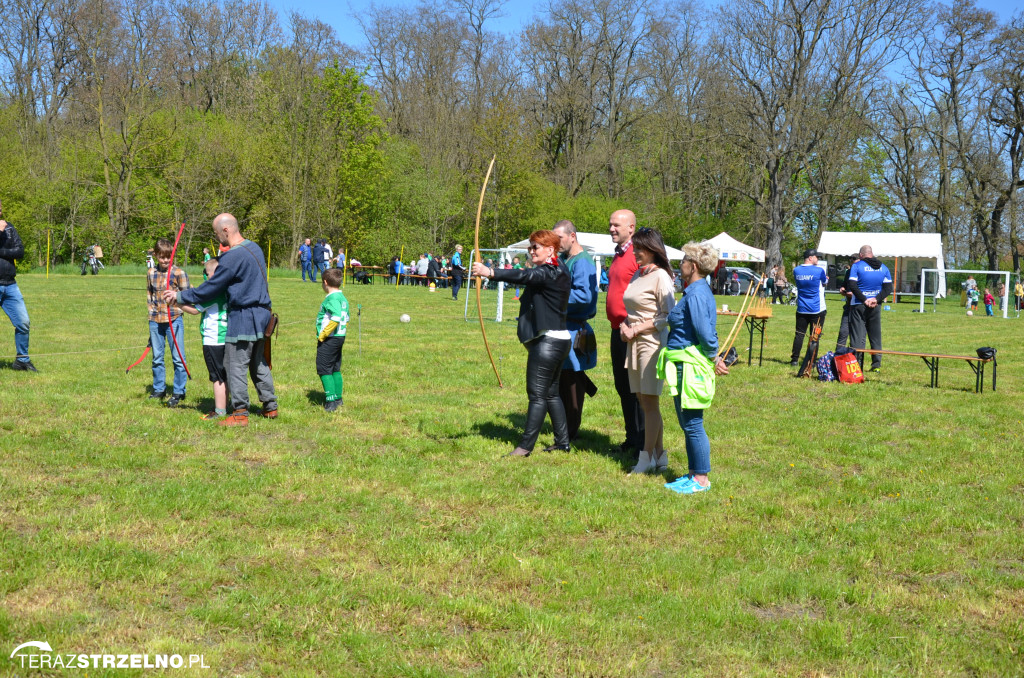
[853,348,996,393]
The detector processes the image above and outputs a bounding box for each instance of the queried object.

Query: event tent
[708,232,765,263]
[504,232,686,260]
[816,231,946,298]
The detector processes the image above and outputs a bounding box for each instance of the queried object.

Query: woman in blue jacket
[658,241,729,493]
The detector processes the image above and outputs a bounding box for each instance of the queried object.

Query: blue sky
[268,0,1021,49]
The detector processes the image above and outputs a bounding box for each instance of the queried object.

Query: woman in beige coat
[620,228,677,474]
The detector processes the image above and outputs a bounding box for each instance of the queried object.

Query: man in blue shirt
[846,244,893,372]
[553,220,598,442]
[789,249,828,367]
[299,238,313,282]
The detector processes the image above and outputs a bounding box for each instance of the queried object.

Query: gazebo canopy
[505,233,686,260]
[816,232,943,260]
[816,231,946,297]
[707,232,765,263]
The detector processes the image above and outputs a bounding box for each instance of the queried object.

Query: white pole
[464,251,473,321]
[1003,271,1010,319]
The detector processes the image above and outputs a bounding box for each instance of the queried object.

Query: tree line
[0,0,1022,271]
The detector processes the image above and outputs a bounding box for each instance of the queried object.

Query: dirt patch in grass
[747,602,823,621]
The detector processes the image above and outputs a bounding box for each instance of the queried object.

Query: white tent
[504,232,686,260]
[708,232,765,263]
[816,231,946,298]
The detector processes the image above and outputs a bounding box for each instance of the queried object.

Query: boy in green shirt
[182,258,229,419]
[316,268,349,411]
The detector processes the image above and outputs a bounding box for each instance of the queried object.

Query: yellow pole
[46,230,50,279]
[396,245,404,289]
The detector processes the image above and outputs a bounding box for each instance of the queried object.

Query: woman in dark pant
[472,230,571,457]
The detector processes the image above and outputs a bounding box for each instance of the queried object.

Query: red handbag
[834,352,864,384]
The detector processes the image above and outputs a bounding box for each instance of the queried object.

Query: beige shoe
[654,450,668,472]
[629,450,655,475]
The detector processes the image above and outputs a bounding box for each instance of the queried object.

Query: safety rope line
[0,345,149,360]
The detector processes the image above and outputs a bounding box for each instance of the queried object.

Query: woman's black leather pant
[520,335,571,451]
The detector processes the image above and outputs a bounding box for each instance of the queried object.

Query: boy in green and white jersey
[316,268,349,412]
[182,258,229,419]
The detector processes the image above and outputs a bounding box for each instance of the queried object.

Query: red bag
[834,352,864,384]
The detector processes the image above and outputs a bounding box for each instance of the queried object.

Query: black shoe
[11,360,38,372]
[166,394,184,408]
[618,440,639,454]
[789,360,799,367]
[149,391,166,400]
[543,444,571,453]
[324,399,341,412]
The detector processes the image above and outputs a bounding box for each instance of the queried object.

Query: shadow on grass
[305,388,326,407]
[474,414,635,472]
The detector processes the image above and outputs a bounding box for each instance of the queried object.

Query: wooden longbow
[474,155,503,388]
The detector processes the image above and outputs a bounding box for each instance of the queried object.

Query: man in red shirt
[606,209,644,454]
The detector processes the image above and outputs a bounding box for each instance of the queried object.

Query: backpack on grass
[816,351,837,381]
[834,352,864,384]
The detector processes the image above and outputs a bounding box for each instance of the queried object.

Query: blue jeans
[318,261,329,275]
[0,282,31,362]
[150,317,187,395]
[674,405,711,475]
[301,260,314,281]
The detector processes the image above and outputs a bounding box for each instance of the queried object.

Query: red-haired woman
[472,230,571,457]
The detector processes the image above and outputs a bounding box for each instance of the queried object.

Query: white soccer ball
[400,313,411,323]
[966,310,973,316]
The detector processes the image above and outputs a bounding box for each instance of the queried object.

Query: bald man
[165,213,277,426]
[606,209,644,455]
[846,244,893,372]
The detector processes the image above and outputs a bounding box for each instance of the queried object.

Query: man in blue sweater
[299,238,313,282]
[165,213,277,426]
[846,244,893,373]
[789,249,828,367]
[553,220,598,442]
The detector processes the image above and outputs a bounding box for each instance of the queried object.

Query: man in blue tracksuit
[789,249,828,367]
[299,238,313,282]
[846,245,893,373]
[553,220,598,442]
[450,244,465,300]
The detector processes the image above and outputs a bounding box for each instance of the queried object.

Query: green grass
[1,275,1022,677]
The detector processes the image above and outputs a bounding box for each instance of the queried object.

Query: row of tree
[0,0,1021,271]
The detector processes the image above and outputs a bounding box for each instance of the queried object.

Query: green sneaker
[869,367,881,373]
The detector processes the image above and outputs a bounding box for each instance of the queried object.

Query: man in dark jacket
[311,240,325,282]
[0,203,36,371]
[835,253,860,351]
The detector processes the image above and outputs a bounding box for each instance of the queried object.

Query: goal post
[921,268,1013,318]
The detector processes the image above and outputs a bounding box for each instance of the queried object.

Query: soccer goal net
[921,268,1019,318]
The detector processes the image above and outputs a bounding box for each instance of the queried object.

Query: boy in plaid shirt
[147,238,191,406]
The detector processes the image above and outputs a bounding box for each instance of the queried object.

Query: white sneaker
[629,450,655,475]
[654,450,668,472]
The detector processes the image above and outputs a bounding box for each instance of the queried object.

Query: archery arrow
[474,155,502,388]
[167,222,191,379]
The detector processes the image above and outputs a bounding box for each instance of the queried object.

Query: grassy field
[1,272,1022,677]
